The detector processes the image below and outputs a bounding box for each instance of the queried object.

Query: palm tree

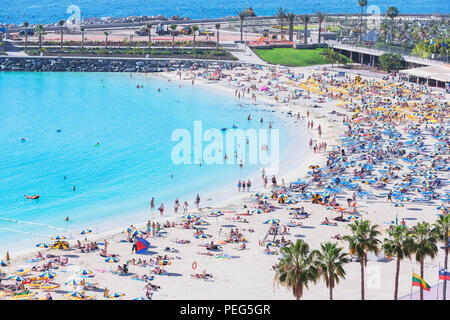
[386,6,399,44]
[169,24,177,49]
[22,22,29,50]
[433,215,449,300]
[316,12,326,44]
[382,225,414,300]
[314,242,349,300]
[104,31,109,49]
[343,219,380,300]
[191,25,199,50]
[276,8,287,40]
[238,11,246,43]
[35,25,45,52]
[146,22,153,48]
[215,23,221,50]
[286,13,295,42]
[80,27,85,49]
[380,21,389,44]
[358,0,368,42]
[411,222,438,300]
[274,239,319,300]
[299,15,310,45]
[58,20,65,51]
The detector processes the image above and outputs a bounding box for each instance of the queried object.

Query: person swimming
[95,142,100,146]
[65,216,69,221]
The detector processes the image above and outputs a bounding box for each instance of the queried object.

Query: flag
[439,269,450,281]
[412,273,431,291]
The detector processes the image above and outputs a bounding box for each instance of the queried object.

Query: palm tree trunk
[240,21,243,43]
[280,21,283,39]
[394,258,401,300]
[318,23,322,44]
[360,8,363,42]
[25,34,28,50]
[420,260,424,300]
[444,226,448,300]
[60,29,63,51]
[304,23,307,45]
[216,31,219,50]
[193,34,196,50]
[81,33,84,49]
[360,259,365,300]
[330,274,334,300]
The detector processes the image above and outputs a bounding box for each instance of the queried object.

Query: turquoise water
[0,72,302,251]
[0,0,446,25]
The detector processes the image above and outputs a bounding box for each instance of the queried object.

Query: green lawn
[253,48,350,67]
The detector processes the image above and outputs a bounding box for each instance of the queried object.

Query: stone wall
[0,56,251,72]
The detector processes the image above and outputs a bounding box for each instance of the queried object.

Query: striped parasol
[104,257,120,263]
[52,241,70,250]
[311,193,323,204]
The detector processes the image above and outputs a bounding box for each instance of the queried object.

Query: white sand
[1,65,448,300]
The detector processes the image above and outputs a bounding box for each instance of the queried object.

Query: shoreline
[2,69,317,259]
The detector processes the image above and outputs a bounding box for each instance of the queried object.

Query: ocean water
[0,0,447,25]
[0,72,306,251]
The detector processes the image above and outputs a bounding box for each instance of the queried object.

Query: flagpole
[411,268,413,300]
[437,263,440,300]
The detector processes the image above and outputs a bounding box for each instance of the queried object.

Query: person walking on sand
[264,175,268,188]
[132,236,138,253]
[174,198,179,214]
[183,201,189,213]
[158,203,164,216]
[150,197,154,210]
[246,179,251,192]
[272,175,277,187]
[195,194,200,209]
[237,180,242,192]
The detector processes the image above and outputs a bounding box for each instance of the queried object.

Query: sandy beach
[1,64,448,300]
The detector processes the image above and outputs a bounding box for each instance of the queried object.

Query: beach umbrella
[263,219,280,225]
[51,235,66,241]
[264,241,279,247]
[311,193,323,204]
[252,209,263,214]
[130,230,146,238]
[411,188,422,193]
[195,234,211,239]
[134,297,151,300]
[123,226,136,233]
[52,241,70,250]
[104,257,120,263]
[437,205,448,211]
[210,210,222,215]
[76,269,94,277]
[0,260,10,267]
[278,194,289,200]
[156,260,171,266]
[136,238,150,254]
[252,193,263,198]
[347,215,360,220]
[181,214,197,220]
[392,203,404,208]
[35,243,49,248]
[65,291,86,299]
[8,275,26,282]
[65,279,83,286]
[107,293,125,299]
[39,271,56,280]
[289,211,300,216]
[399,197,410,202]
[270,192,278,199]
[285,199,297,204]
[79,229,92,235]
[308,165,319,169]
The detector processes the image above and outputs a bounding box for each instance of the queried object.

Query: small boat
[232,125,238,129]
[221,128,227,131]
[25,195,40,199]
[20,138,27,142]
[56,129,62,132]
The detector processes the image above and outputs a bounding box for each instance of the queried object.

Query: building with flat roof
[399,65,450,91]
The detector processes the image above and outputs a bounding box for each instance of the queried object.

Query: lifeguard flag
[136,238,150,254]
[412,273,431,291]
[439,269,450,281]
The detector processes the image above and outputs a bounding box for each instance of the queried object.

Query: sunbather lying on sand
[191,270,213,279]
